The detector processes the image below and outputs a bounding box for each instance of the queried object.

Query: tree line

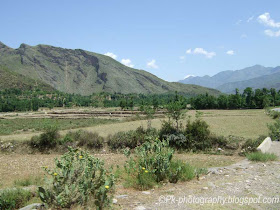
[0,87,279,112]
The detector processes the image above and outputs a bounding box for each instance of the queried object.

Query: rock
[208,182,216,188]
[225,175,230,177]
[142,191,151,195]
[19,203,44,210]
[134,206,146,210]
[202,187,208,190]
[113,199,118,204]
[116,194,129,198]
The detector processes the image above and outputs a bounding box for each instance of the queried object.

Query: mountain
[0,65,54,91]
[179,65,280,93]
[0,42,219,96]
[217,68,280,93]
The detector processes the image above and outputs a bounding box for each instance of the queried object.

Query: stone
[19,203,44,210]
[202,187,208,190]
[116,194,129,198]
[113,199,118,204]
[134,206,146,210]
[142,191,151,195]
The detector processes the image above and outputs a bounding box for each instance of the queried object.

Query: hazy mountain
[179,65,280,93]
[217,67,280,93]
[0,42,219,96]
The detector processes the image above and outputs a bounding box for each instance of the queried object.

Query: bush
[30,126,59,150]
[159,120,178,139]
[268,110,280,119]
[168,160,195,183]
[268,119,280,141]
[123,139,174,190]
[0,188,33,210]
[246,152,278,162]
[75,130,104,149]
[241,136,266,154]
[38,147,115,209]
[107,127,158,150]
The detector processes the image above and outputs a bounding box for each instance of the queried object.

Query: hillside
[0,42,219,96]
[179,65,280,93]
[0,65,54,91]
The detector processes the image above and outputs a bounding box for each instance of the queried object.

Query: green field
[0,118,118,135]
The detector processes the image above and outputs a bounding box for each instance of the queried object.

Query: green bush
[168,160,195,183]
[268,110,280,119]
[30,126,59,150]
[246,152,278,162]
[0,188,33,210]
[268,119,280,141]
[241,136,266,154]
[38,147,115,209]
[107,127,158,150]
[159,120,178,139]
[75,130,104,149]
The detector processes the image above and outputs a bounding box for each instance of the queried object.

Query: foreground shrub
[30,126,59,150]
[62,130,104,149]
[246,152,278,162]
[0,188,33,210]
[107,127,158,150]
[268,119,280,141]
[241,136,266,154]
[38,147,115,209]
[168,160,196,183]
[268,110,280,119]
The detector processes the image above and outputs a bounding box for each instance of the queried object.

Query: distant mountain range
[0,42,219,96]
[178,65,280,93]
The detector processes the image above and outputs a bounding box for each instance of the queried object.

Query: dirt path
[115,160,280,209]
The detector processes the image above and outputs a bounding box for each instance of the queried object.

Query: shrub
[38,147,115,209]
[241,136,266,154]
[30,126,59,150]
[159,120,178,139]
[123,139,174,190]
[268,110,280,119]
[246,152,278,162]
[268,119,280,141]
[107,127,158,150]
[183,119,211,151]
[0,188,33,210]
[168,160,195,183]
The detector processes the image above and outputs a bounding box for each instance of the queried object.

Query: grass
[14,176,43,187]
[0,118,118,135]
[246,152,278,162]
[0,188,33,210]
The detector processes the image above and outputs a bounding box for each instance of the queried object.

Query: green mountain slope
[0,42,219,96]
[0,65,54,91]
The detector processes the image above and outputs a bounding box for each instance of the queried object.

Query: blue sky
[1,0,280,81]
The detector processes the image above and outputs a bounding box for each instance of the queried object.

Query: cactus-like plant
[38,147,115,209]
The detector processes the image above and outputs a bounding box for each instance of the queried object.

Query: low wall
[257,137,272,153]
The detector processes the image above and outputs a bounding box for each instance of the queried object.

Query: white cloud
[186,49,192,54]
[184,75,195,79]
[192,48,216,58]
[179,56,185,60]
[247,16,254,22]
[121,59,134,68]
[258,12,280,28]
[264,29,280,37]
[226,50,235,55]
[147,59,158,69]
[104,52,117,59]
[235,19,242,25]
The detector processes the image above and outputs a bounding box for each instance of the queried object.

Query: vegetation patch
[246,152,278,162]
[38,147,115,209]
[0,188,33,210]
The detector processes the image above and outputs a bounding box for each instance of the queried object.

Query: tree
[166,101,186,130]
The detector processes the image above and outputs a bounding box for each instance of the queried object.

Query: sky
[1,0,280,81]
